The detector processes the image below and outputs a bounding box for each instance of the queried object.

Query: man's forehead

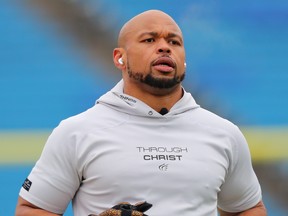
[137,31,183,42]
[118,10,182,46]
[125,20,182,38]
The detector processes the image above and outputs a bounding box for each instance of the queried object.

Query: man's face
[122,14,186,91]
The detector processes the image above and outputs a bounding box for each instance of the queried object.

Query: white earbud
[118,58,123,65]
[184,62,187,68]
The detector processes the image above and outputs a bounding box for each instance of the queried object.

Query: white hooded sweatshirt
[20,80,261,216]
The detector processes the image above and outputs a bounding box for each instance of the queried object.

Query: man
[15,10,267,216]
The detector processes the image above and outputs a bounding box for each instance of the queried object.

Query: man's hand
[89,201,152,216]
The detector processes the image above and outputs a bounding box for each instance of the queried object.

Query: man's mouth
[152,57,176,73]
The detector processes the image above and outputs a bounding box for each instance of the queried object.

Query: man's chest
[78,124,231,200]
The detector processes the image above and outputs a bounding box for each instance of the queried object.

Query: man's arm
[218,200,267,216]
[15,196,62,216]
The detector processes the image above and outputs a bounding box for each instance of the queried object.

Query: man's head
[113,10,186,95]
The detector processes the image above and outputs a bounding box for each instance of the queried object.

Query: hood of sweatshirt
[96,80,200,118]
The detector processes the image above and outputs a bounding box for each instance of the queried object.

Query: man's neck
[123,82,183,113]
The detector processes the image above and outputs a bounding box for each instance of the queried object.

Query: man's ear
[113,48,126,70]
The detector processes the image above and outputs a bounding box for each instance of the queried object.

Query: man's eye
[170,40,181,45]
[144,38,155,43]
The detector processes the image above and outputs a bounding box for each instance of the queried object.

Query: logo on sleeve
[22,178,32,192]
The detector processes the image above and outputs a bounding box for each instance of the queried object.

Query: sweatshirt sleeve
[217,125,262,212]
[19,121,81,214]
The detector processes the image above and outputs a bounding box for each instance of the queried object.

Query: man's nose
[157,40,171,54]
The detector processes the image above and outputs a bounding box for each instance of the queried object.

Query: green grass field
[241,127,288,162]
[0,130,49,164]
[0,127,287,164]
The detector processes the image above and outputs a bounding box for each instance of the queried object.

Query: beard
[127,65,185,89]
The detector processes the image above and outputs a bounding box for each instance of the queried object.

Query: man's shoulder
[191,106,239,132]
[56,103,128,133]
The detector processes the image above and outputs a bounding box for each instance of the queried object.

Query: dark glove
[89,201,152,216]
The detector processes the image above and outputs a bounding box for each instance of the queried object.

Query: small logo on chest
[159,163,169,171]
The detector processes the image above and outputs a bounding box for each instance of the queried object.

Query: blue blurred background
[0,0,287,215]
